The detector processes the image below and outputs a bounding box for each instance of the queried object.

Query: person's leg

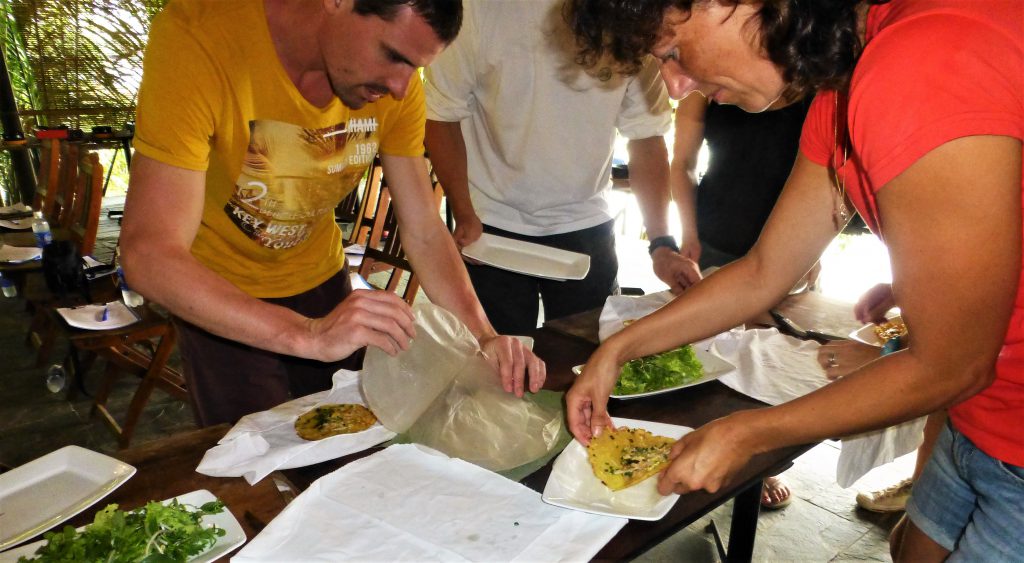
[914,410,947,480]
[464,225,543,335]
[268,269,362,398]
[174,318,291,427]
[539,221,618,322]
[893,422,967,561]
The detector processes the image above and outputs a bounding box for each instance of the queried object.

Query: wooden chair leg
[115,329,178,448]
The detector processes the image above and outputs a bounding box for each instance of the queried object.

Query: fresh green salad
[19,498,226,563]
[614,344,704,395]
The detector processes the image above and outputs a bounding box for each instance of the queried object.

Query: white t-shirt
[424,0,671,237]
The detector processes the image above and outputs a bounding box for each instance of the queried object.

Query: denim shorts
[906,422,1024,560]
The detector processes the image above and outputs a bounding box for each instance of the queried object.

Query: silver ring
[827,352,838,368]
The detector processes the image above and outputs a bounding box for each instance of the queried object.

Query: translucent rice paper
[362,303,563,472]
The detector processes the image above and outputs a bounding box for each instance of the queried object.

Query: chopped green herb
[18,499,226,563]
[614,344,703,395]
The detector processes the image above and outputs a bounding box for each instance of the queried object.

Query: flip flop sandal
[761,478,793,510]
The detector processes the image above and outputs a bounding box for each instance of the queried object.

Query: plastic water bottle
[45,364,67,393]
[31,211,52,247]
[0,272,16,298]
[114,247,144,307]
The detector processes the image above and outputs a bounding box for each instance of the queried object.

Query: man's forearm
[402,216,495,339]
[626,137,671,239]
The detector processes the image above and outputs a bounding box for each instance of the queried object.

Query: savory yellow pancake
[587,427,675,491]
[295,403,377,441]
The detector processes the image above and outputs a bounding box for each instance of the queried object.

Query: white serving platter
[461,233,590,281]
[0,244,41,264]
[0,446,136,551]
[542,417,691,520]
[848,314,904,347]
[573,346,736,399]
[0,489,246,562]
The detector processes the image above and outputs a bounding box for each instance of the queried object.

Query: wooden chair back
[357,170,445,305]
[346,156,385,246]
[68,151,104,256]
[53,143,80,228]
[31,139,63,217]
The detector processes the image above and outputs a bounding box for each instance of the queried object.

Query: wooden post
[0,49,37,204]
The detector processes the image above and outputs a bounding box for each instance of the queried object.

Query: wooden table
[18,291,858,562]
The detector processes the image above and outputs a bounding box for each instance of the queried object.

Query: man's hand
[651,247,702,294]
[680,238,701,263]
[452,211,483,250]
[305,290,417,361]
[479,334,547,397]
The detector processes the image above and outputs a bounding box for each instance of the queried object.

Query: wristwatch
[647,235,679,256]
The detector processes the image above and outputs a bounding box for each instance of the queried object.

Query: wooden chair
[83,314,190,448]
[346,156,386,247]
[356,167,445,305]
[23,150,105,366]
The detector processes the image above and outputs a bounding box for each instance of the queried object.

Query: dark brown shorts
[174,269,363,427]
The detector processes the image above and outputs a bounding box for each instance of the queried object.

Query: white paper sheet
[233,444,626,562]
[599,293,925,487]
[195,370,395,484]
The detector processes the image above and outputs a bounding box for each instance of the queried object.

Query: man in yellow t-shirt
[122,0,545,426]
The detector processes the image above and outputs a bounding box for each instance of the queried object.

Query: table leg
[726,480,763,562]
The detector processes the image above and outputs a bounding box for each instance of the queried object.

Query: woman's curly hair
[565,0,888,98]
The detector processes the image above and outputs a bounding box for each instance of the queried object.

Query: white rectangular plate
[848,314,904,347]
[542,417,691,520]
[0,489,245,562]
[0,218,31,230]
[0,244,41,263]
[573,346,736,399]
[0,446,136,551]
[461,233,590,281]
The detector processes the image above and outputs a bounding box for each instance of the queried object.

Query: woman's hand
[818,340,881,380]
[565,347,621,445]
[657,413,757,496]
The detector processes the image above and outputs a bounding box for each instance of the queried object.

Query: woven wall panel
[7,0,166,131]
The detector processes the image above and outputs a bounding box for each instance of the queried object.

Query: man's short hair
[354,0,462,44]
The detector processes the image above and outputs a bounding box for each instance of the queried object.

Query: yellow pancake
[294,403,377,441]
[587,426,674,491]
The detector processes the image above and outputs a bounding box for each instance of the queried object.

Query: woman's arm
[567,149,843,440]
[656,134,1021,495]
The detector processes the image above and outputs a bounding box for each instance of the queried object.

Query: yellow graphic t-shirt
[134,0,425,297]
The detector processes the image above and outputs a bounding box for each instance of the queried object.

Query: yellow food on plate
[295,403,377,441]
[587,427,675,491]
[873,318,907,342]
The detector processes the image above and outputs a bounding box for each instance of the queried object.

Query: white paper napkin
[0,244,41,263]
[56,301,139,330]
[598,290,674,342]
[709,328,924,487]
[0,218,31,230]
[233,444,626,562]
[195,370,395,484]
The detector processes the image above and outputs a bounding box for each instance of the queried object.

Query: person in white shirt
[424,0,700,335]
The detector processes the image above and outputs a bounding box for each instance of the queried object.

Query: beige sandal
[761,476,793,510]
